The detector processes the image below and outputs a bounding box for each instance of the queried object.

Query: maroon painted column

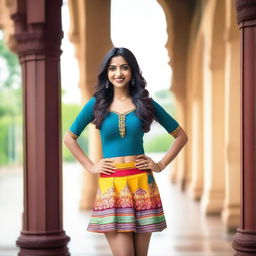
[10,0,70,255]
[232,1,256,255]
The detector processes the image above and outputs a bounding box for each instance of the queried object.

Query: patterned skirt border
[87,163,167,233]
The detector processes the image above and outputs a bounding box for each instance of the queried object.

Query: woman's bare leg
[133,232,152,256]
[104,232,135,256]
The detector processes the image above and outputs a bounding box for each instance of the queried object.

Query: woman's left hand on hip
[135,154,161,172]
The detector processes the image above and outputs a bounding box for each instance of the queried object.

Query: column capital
[10,1,63,56]
[13,28,63,57]
[236,0,256,26]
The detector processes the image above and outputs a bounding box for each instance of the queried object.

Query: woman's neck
[113,87,130,100]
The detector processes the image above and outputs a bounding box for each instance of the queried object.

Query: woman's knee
[133,232,152,256]
[105,232,135,256]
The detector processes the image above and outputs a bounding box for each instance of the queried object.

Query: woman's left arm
[136,127,188,172]
[156,127,188,172]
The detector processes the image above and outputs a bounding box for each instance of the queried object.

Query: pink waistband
[100,168,149,178]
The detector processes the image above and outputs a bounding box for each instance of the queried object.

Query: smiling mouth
[114,78,125,82]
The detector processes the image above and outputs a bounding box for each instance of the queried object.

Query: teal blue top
[68,97,180,158]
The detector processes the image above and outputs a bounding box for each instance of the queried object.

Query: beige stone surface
[0,0,241,232]
[0,159,235,255]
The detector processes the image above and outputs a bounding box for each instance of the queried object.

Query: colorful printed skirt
[87,162,167,233]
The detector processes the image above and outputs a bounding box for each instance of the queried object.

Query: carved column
[221,0,240,233]
[200,0,226,215]
[10,0,70,255]
[187,34,204,200]
[157,0,195,189]
[68,0,112,209]
[233,0,256,255]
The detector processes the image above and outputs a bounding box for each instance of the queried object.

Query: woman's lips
[114,78,125,82]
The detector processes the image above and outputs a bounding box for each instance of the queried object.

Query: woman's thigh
[133,232,152,256]
[104,231,135,256]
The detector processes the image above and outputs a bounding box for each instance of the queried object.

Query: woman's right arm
[63,131,116,175]
[63,131,94,172]
[64,97,115,175]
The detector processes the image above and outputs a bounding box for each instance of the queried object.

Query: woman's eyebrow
[109,63,128,66]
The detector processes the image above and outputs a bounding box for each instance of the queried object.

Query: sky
[61,0,172,104]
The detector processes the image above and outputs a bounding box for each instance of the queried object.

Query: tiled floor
[0,155,236,256]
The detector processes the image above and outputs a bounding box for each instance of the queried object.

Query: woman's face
[107,56,132,89]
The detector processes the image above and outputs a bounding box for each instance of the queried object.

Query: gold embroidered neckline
[109,108,136,138]
[109,108,136,115]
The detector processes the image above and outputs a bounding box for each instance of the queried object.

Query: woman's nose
[115,68,122,76]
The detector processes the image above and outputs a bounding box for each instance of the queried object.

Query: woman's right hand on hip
[89,159,116,175]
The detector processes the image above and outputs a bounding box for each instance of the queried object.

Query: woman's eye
[121,65,129,70]
[108,67,115,71]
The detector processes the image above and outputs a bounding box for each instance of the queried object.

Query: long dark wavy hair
[92,47,155,132]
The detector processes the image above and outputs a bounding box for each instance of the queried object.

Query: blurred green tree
[0,36,21,88]
[0,32,22,165]
[0,34,22,118]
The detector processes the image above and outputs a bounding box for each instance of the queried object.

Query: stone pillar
[68,0,112,209]
[221,0,240,233]
[233,0,256,255]
[187,34,204,200]
[157,0,195,189]
[11,0,70,255]
[188,101,204,200]
[200,0,226,214]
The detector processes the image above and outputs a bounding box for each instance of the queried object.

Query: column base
[16,230,70,256]
[186,182,202,201]
[233,228,256,255]
[221,205,240,233]
[200,190,225,214]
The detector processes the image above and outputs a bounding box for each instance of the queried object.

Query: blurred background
[0,0,177,168]
[0,0,239,255]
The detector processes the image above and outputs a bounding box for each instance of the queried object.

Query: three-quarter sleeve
[68,97,96,139]
[151,98,181,138]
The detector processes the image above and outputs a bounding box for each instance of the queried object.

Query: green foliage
[61,103,89,162]
[153,89,177,116]
[0,115,23,165]
[0,87,22,118]
[0,100,89,165]
[143,90,177,153]
[154,89,172,99]
[0,116,9,165]
[0,34,23,166]
[144,132,174,153]
[0,36,21,88]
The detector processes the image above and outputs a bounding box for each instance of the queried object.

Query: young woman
[64,47,188,256]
